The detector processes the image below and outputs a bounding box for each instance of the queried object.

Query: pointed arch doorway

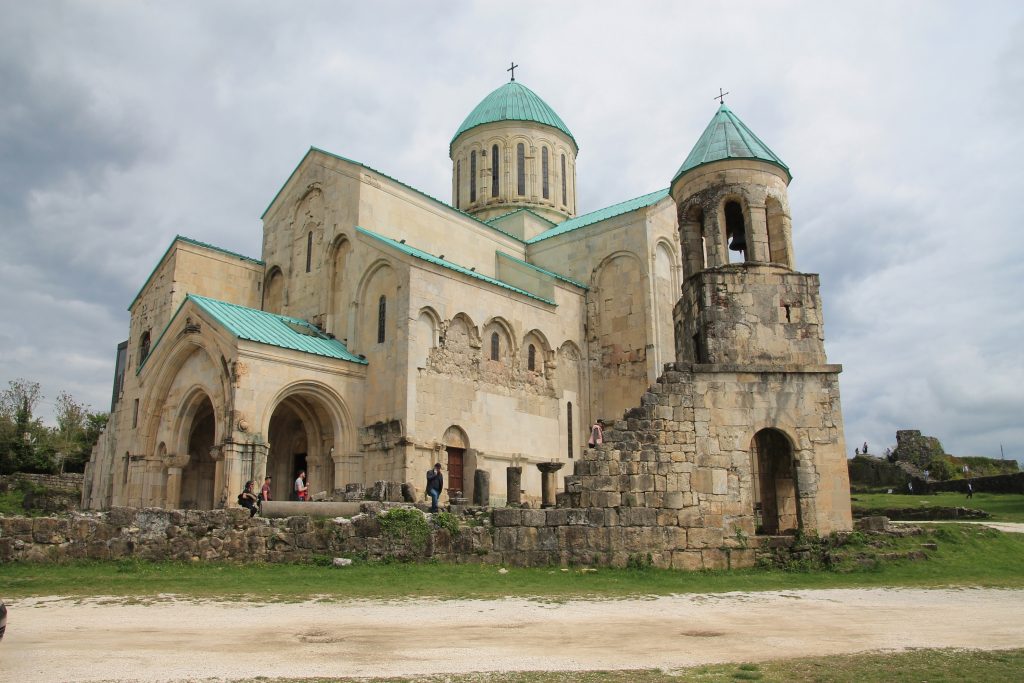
[750,428,802,534]
[180,395,217,509]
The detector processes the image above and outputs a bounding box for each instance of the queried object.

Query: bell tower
[667,101,852,534]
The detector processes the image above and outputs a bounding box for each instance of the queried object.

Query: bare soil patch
[4,588,1023,682]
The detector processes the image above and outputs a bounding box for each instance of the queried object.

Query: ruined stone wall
[674,266,827,366]
[0,505,755,570]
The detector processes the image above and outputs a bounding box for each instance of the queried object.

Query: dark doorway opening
[292,452,307,500]
[751,428,801,534]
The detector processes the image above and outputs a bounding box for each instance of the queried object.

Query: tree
[0,378,42,420]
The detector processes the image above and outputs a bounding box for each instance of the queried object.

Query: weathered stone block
[492,508,522,527]
[545,508,568,526]
[522,509,546,527]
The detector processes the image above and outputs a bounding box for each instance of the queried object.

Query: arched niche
[750,427,802,535]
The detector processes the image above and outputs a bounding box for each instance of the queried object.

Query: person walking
[426,463,443,513]
[966,481,974,499]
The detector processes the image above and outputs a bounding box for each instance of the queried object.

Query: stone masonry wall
[0,504,761,569]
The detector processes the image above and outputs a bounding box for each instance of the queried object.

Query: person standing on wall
[588,419,604,448]
[426,463,443,513]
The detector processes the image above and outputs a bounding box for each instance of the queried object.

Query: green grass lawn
[215,648,1024,682]
[3,524,1023,601]
[851,492,1024,522]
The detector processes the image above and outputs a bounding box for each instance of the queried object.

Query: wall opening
[491,144,499,197]
[180,395,216,510]
[750,428,802,535]
[517,143,526,195]
[724,200,746,264]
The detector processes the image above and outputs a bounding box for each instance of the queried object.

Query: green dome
[451,81,577,151]
[672,104,790,184]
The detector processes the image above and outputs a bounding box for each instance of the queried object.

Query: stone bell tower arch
[667,101,852,534]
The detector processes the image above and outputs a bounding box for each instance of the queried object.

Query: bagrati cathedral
[84,73,852,533]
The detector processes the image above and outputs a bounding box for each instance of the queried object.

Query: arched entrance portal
[442,425,471,500]
[750,428,802,535]
[266,393,339,501]
[180,396,217,509]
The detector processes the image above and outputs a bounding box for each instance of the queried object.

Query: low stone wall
[0,505,758,569]
[924,472,1024,495]
[851,506,990,521]
[0,473,84,495]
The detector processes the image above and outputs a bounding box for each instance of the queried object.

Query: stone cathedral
[83,76,852,538]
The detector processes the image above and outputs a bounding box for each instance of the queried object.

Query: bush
[432,511,460,537]
[378,507,430,553]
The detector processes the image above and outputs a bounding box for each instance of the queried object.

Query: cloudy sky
[1,1,1021,461]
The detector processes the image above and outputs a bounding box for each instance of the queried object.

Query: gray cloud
[1,0,1021,462]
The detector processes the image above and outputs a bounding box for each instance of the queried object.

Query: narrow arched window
[490,332,500,361]
[470,150,477,203]
[517,143,525,196]
[528,343,536,371]
[455,160,461,209]
[491,144,499,197]
[377,295,386,344]
[306,231,313,272]
[566,402,574,459]
[138,330,151,364]
[561,154,567,205]
[542,147,549,199]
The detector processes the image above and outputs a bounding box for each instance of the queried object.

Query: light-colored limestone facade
[84,80,851,538]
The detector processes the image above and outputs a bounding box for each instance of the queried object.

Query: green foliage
[0,379,108,474]
[432,511,461,537]
[926,456,956,481]
[626,553,653,570]
[378,507,431,552]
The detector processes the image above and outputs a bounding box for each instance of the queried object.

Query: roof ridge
[261,147,525,245]
[356,226,555,305]
[128,235,263,311]
[485,207,558,227]
[527,188,670,244]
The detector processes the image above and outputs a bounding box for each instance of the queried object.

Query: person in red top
[260,476,272,503]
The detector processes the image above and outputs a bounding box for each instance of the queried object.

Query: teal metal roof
[451,82,577,150]
[356,227,555,305]
[527,188,670,244]
[189,295,367,363]
[672,104,790,183]
[128,236,263,311]
[260,147,524,245]
[496,251,587,290]
[485,207,557,228]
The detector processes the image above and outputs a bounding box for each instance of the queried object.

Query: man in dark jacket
[426,463,443,513]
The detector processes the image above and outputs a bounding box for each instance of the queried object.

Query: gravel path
[3,588,1023,682]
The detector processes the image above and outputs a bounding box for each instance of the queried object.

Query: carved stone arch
[139,330,231,460]
[259,379,356,500]
[444,312,480,350]
[481,316,516,362]
[521,328,552,374]
[327,235,353,335]
[264,265,285,314]
[715,190,754,263]
[747,425,804,535]
[412,306,442,369]
[353,258,398,352]
[292,183,324,227]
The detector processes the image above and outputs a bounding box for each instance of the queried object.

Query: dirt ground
[4,588,1023,682]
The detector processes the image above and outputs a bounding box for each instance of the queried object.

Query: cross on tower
[714,88,730,105]
[507,61,519,81]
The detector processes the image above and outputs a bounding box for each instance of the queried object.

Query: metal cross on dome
[507,61,519,81]
[714,88,730,104]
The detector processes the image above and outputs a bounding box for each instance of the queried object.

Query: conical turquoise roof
[451,81,577,150]
[672,104,790,183]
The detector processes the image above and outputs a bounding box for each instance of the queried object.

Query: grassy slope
[209,648,1024,682]
[3,524,1023,600]
[851,492,1024,522]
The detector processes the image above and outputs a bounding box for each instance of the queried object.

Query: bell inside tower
[724,201,746,261]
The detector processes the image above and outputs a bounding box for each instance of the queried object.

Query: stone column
[506,466,522,506]
[211,446,226,508]
[473,469,490,506]
[165,466,183,509]
[536,462,564,508]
